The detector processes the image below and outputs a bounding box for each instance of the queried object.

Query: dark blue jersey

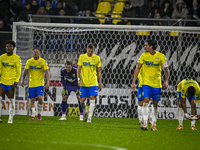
[60,65,78,87]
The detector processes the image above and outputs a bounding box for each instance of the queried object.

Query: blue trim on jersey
[0,83,13,93]
[187,95,197,100]
[28,86,44,98]
[79,86,98,98]
[137,87,143,101]
[142,85,161,101]
[177,92,181,100]
[177,91,196,100]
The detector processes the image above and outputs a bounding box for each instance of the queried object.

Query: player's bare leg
[151,100,158,131]
[37,95,43,121]
[7,88,15,124]
[191,100,197,130]
[29,98,36,120]
[80,97,87,122]
[59,96,68,120]
[141,97,149,130]
[0,85,5,123]
[176,100,184,130]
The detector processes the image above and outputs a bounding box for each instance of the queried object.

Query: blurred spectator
[52,8,70,23]
[79,0,95,13]
[0,0,10,25]
[146,0,158,18]
[160,0,173,18]
[187,0,200,26]
[18,2,35,22]
[10,0,23,20]
[117,1,137,25]
[104,15,114,25]
[153,13,163,25]
[32,6,51,23]
[78,10,100,24]
[172,0,189,19]
[129,0,144,17]
[31,0,39,14]
[0,19,11,31]
[52,0,74,16]
[46,0,54,15]
[63,0,79,15]
[159,0,177,7]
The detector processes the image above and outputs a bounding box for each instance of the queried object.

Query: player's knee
[143,102,148,107]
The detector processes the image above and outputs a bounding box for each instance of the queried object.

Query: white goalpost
[3,22,200,119]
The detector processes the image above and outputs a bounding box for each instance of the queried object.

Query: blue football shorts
[28,86,44,98]
[0,83,13,93]
[142,85,161,101]
[62,86,79,97]
[79,86,98,98]
[177,91,196,101]
[137,87,143,101]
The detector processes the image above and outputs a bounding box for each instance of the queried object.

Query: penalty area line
[6,139,127,150]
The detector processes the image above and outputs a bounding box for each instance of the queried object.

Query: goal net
[3,22,200,119]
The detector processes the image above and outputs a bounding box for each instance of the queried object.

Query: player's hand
[78,80,81,87]
[131,83,136,91]
[184,113,191,120]
[21,79,24,87]
[162,81,168,90]
[45,82,49,90]
[98,83,102,92]
[13,82,18,88]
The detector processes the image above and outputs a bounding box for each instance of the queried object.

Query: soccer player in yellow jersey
[0,40,22,124]
[176,79,200,130]
[132,40,169,131]
[77,43,102,123]
[21,47,49,121]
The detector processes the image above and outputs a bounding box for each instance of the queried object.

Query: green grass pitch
[0,115,200,150]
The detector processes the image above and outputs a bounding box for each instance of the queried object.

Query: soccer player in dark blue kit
[59,60,83,121]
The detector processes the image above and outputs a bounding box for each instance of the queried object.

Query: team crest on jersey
[155,57,159,62]
[10,59,14,63]
[73,74,75,77]
[38,62,41,65]
[92,59,95,63]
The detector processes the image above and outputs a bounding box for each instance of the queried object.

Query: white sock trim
[142,103,149,125]
[38,104,43,114]
[0,96,3,117]
[138,105,143,122]
[178,106,184,126]
[31,107,35,117]
[88,100,95,118]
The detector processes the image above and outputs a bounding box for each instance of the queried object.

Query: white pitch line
[5,139,127,150]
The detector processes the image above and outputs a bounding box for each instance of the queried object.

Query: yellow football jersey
[0,53,22,85]
[25,57,49,87]
[138,51,167,88]
[177,79,200,98]
[78,53,101,87]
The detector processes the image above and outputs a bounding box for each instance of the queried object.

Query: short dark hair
[32,47,41,52]
[187,86,195,97]
[147,40,157,50]
[5,40,16,48]
[87,43,94,49]
[65,60,72,65]
[125,1,131,5]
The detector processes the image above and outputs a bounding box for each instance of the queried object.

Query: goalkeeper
[59,60,83,121]
[176,78,200,130]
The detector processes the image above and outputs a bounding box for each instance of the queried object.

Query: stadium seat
[22,0,28,8]
[112,2,125,14]
[96,2,111,14]
[38,0,46,6]
[169,31,179,36]
[95,14,105,24]
[136,30,150,36]
[111,15,121,25]
[102,0,114,1]
[52,0,58,9]
[118,0,126,1]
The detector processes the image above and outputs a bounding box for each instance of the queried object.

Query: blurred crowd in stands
[0,0,200,31]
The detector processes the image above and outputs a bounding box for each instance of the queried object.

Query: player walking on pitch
[21,47,50,121]
[132,40,169,131]
[0,40,22,123]
[59,60,83,121]
[176,78,200,130]
[77,43,102,123]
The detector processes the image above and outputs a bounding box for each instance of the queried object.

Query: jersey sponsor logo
[2,62,14,67]
[144,61,159,66]
[30,66,42,70]
[155,57,159,62]
[83,62,95,67]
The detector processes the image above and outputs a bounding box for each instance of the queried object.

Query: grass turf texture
[0,116,200,150]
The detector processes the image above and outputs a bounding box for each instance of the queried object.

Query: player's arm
[181,97,191,119]
[21,69,29,87]
[45,69,50,90]
[131,63,142,91]
[77,65,81,87]
[0,56,2,76]
[162,63,169,90]
[61,71,67,90]
[97,67,102,92]
[13,57,22,88]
